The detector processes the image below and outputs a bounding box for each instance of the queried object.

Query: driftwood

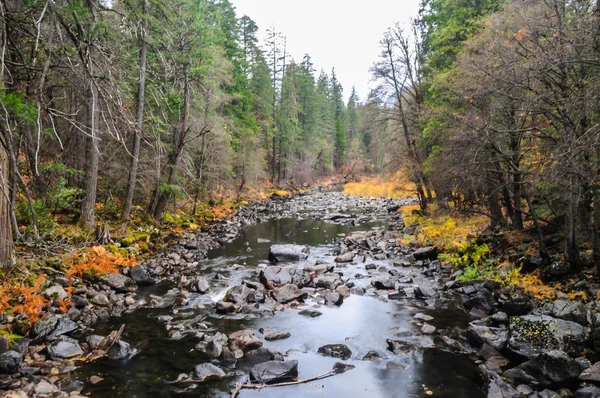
[259,270,275,291]
[77,324,125,363]
[232,369,338,396]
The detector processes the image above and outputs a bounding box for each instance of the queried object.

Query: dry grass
[344,174,417,199]
[0,275,49,323]
[66,246,137,280]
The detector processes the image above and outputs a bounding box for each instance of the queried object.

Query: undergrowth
[344,174,417,199]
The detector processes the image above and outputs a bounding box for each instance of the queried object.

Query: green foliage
[440,243,491,282]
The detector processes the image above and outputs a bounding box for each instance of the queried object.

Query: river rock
[548,261,571,277]
[551,300,586,324]
[130,266,156,286]
[275,284,308,303]
[46,317,78,341]
[0,336,8,355]
[421,323,436,335]
[414,313,434,322]
[314,275,343,289]
[362,350,381,360]
[574,386,600,397]
[48,337,83,359]
[318,344,352,360]
[497,293,532,316]
[229,330,262,353]
[467,323,509,351]
[298,309,322,317]
[503,350,581,388]
[305,263,333,275]
[508,315,587,359]
[100,273,135,293]
[216,301,235,314]
[194,363,226,381]
[108,340,137,360]
[43,285,68,300]
[0,350,22,374]
[325,291,343,306]
[413,246,438,261]
[268,244,309,263]
[323,213,353,221]
[578,361,600,382]
[237,347,284,369]
[31,313,58,340]
[335,252,355,263]
[224,285,254,304]
[265,332,290,341]
[250,360,299,384]
[264,266,311,288]
[371,277,395,290]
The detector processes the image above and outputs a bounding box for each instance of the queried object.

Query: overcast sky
[230,0,420,103]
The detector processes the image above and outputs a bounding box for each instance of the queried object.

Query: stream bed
[74,207,485,398]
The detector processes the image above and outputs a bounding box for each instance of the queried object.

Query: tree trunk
[81,77,99,228]
[564,175,580,271]
[122,0,148,230]
[0,140,11,268]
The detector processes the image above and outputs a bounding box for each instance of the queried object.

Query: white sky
[230,0,420,103]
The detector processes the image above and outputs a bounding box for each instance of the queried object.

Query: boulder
[194,363,226,381]
[574,386,600,398]
[265,332,290,341]
[31,314,58,340]
[317,344,352,360]
[108,340,137,360]
[371,278,395,290]
[503,350,581,388]
[268,245,309,263]
[314,275,343,290]
[325,291,343,306]
[250,360,299,384]
[224,285,255,304]
[578,361,600,383]
[264,266,311,288]
[47,337,83,359]
[43,285,68,300]
[508,315,587,359]
[275,284,307,303]
[413,246,438,261]
[323,213,353,221]
[548,261,571,278]
[497,293,532,316]
[100,273,135,293]
[0,350,22,374]
[237,347,284,369]
[130,266,156,286]
[468,324,509,351]
[190,277,210,294]
[335,252,355,263]
[362,350,381,361]
[0,336,8,355]
[46,317,78,341]
[216,301,235,314]
[228,330,262,353]
[552,300,586,324]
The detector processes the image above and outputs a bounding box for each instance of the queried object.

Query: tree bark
[0,139,11,268]
[122,0,148,230]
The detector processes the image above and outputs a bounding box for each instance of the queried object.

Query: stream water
[74,215,485,397]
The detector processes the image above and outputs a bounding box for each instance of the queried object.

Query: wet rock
[264,266,311,288]
[108,340,137,360]
[491,312,509,324]
[335,252,355,263]
[578,361,600,382]
[71,295,89,309]
[305,263,333,275]
[31,314,58,340]
[503,350,581,389]
[89,375,104,385]
[0,350,22,374]
[335,285,351,297]
[552,300,586,324]
[413,246,438,261]
[224,285,255,304]
[237,347,284,368]
[194,363,226,381]
[229,330,262,353]
[421,323,436,335]
[508,315,587,359]
[314,275,343,290]
[265,332,290,341]
[130,266,156,286]
[574,386,600,397]
[386,361,405,370]
[362,350,381,361]
[100,273,135,293]
[468,323,509,351]
[323,213,353,221]
[250,360,299,384]
[268,244,309,263]
[388,290,407,300]
[47,317,78,341]
[371,277,395,290]
[43,285,68,300]
[318,344,352,360]
[463,292,495,314]
[0,336,8,355]
[90,294,110,306]
[497,293,532,316]
[275,284,308,303]
[325,291,343,306]
[298,309,322,317]
[414,313,434,322]
[34,380,57,395]
[549,261,571,277]
[47,337,83,359]
[386,339,416,355]
[215,301,235,314]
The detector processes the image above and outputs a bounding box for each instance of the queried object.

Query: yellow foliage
[344,175,417,199]
[66,246,137,280]
[500,267,557,301]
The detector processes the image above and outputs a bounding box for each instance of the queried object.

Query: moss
[0,329,23,347]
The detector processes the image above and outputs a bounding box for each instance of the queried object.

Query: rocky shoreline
[1,188,598,397]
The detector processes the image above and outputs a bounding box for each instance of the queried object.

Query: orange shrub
[66,246,137,280]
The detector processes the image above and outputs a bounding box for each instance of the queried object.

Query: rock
[0,350,22,374]
[31,314,58,340]
[229,330,262,353]
[317,344,352,360]
[224,285,255,304]
[34,380,57,395]
[552,300,586,324]
[335,252,354,263]
[578,361,600,382]
[574,386,600,398]
[43,285,68,300]
[299,309,322,317]
[194,363,226,381]
[264,266,311,288]
[89,376,103,385]
[237,347,284,369]
[491,312,509,324]
[108,340,137,360]
[305,264,333,275]
[129,266,156,286]
[250,360,299,384]
[268,244,309,263]
[413,246,438,261]
[549,261,571,277]
[100,273,135,293]
[414,313,434,322]
[314,275,343,290]
[325,291,343,306]
[463,292,495,314]
[47,317,78,341]
[0,336,8,355]
[421,323,436,335]
[371,277,395,290]
[335,285,351,297]
[265,332,290,341]
[386,361,405,370]
[90,294,110,306]
[508,315,587,359]
[387,339,416,355]
[275,284,308,303]
[468,324,509,351]
[47,337,83,359]
[503,350,581,388]
[362,350,381,361]
[216,301,235,314]
[388,290,406,300]
[323,213,353,221]
[497,293,532,316]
